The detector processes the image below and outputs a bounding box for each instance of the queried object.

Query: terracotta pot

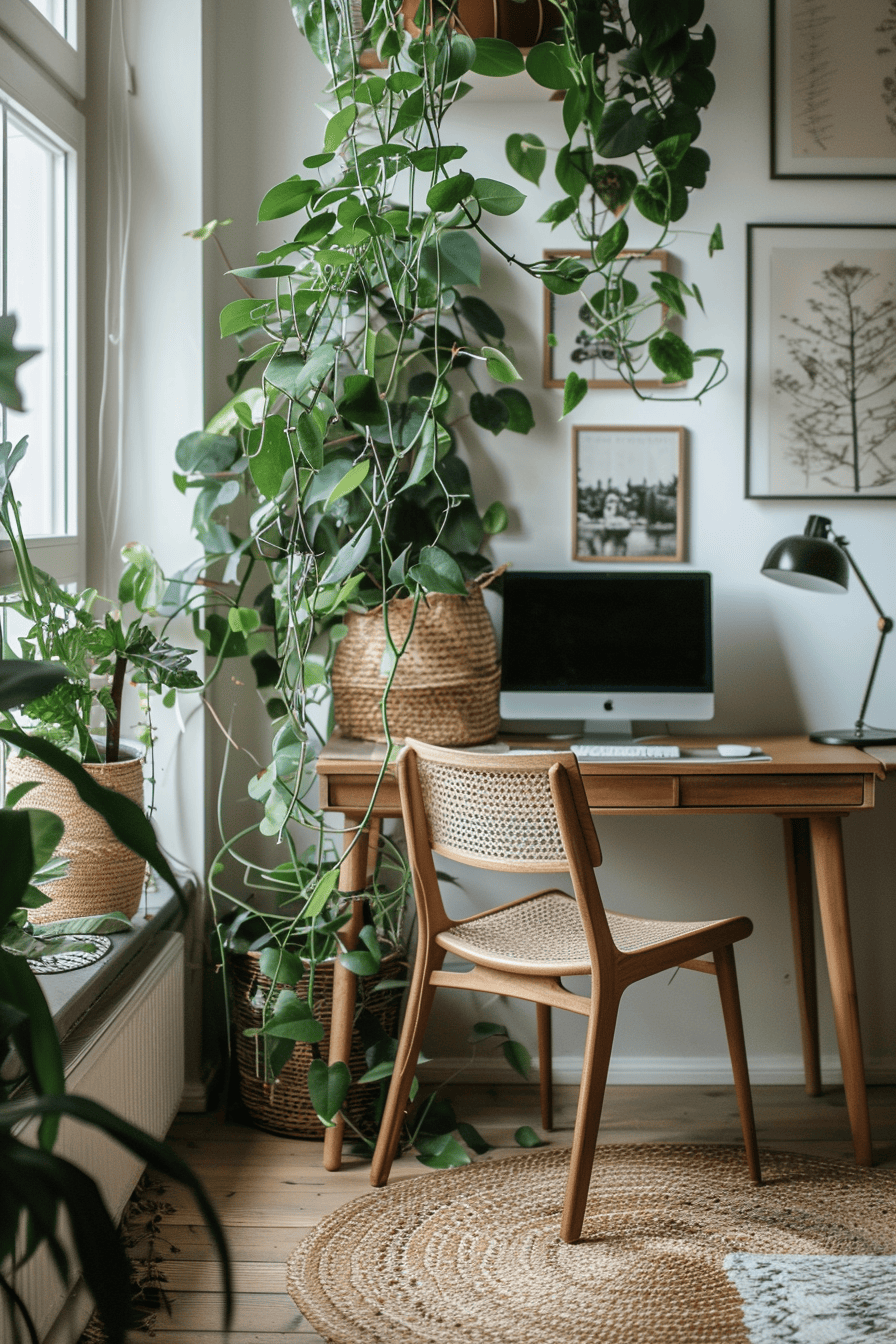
[402,0,561,45]
[7,743,146,923]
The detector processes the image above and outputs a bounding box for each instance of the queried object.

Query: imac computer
[498,570,714,738]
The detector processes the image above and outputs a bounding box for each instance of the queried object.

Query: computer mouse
[717,743,753,758]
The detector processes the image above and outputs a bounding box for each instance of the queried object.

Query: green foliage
[503,0,727,396]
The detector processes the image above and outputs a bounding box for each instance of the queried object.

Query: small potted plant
[0,436,202,923]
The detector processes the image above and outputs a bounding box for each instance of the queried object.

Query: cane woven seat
[437,889,725,974]
[372,740,761,1244]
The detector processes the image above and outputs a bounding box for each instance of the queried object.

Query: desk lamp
[761,515,896,745]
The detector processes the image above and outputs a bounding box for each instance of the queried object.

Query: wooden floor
[128,1082,896,1342]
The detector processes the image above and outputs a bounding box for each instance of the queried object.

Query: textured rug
[286,1145,896,1344]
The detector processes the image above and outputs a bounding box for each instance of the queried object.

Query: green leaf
[649,330,694,382]
[505,132,546,186]
[25,808,65,871]
[407,545,466,595]
[591,165,638,213]
[422,231,481,288]
[514,1124,544,1148]
[322,525,373,587]
[307,1058,351,1124]
[456,295,505,342]
[525,42,573,90]
[415,1133,472,1169]
[494,388,534,434]
[540,257,589,295]
[323,104,357,153]
[0,313,40,411]
[481,345,521,383]
[471,37,525,77]
[228,263,295,279]
[220,298,265,338]
[258,947,305,985]
[482,501,509,534]
[538,196,577,229]
[257,176,317,221]
[709,222,723,255]
[630,0,690,45]
[470,391,510,435]
[596,100,653,158]
[295,413,324,470]
[502,1039,531,1078]
[457,1121,493,1154]
[595,217,629,265]
[562,371,588,418]
[426,172,475,213]
[227,606,262,636]
[175,430,240,475]
[338,374,385,426]
[469,1021,507,1041]
[265,343,336,401]
[249,414,294,499]
[303,868,340,919]
[472,178,526,217]
[653,132,691,168]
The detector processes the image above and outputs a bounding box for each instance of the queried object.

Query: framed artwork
[746,224,896,499]
[572,425,685,563]
[771,0,896,178]
[543,249,677,389]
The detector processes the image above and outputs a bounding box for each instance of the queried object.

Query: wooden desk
[316,733,887,1170]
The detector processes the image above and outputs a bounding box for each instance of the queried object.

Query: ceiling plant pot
[230,944,406,1140]
[6,740,146,923]
[331,578,501,746]
[401,0,561,45]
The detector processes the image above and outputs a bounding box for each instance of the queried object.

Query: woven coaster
[286,1145,896,1344]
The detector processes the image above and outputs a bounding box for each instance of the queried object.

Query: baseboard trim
[417,1054,896,1087]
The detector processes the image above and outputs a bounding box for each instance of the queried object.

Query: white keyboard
[570,743,681,760]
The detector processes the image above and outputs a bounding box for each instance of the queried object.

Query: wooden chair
[369,739,762,1243]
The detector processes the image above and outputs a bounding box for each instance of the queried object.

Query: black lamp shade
[761,518,849,594]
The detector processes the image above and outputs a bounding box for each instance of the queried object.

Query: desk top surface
[317,732,887,778]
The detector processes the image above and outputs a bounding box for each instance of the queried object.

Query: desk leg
[322,823,370,1173]
[782,817,822,1096]
[809,814,873,1166]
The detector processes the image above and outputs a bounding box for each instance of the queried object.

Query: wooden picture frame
[543,249,677,389]
[746,223,896,499]
[572,425,685,562]
[770,0,896,179]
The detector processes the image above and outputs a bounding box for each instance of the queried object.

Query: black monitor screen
[500,572,713,693]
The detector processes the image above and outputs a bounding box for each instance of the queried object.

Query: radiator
[3,931,185,1344]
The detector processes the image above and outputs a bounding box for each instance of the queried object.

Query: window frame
[0,0,85,101]
[0,25,85,593]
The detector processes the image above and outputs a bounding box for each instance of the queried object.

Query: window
[0,14,84,590]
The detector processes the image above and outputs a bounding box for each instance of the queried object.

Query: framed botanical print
[572,425,685,562]
[746,224,896,498]
[543,249,678,389]
[771,0,896,178]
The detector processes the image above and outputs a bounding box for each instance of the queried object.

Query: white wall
[200,1,896,1083]
[85,0,207,881]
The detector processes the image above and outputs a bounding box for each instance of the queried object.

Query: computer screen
[499,570,714,731]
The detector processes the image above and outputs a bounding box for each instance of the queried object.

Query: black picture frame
[770,0,896,180]
[746,222,896,499]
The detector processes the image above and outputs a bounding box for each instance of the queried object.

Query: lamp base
[809,725,896,746]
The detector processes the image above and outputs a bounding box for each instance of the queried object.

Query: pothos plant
[153,0,726,1163]
[501,0,726,410]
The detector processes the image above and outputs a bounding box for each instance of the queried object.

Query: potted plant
[0,436,203,922]
[166,0,726,1161]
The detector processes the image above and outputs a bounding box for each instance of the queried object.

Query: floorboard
[121,1083,896,1342]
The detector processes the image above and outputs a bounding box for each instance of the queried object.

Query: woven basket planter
[6,745,146,924]
[231,946,406,1140]
[331,582,500,746]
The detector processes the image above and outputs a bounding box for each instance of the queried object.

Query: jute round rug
[286,1145,896,1344]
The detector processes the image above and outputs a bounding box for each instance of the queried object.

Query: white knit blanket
[723,1254,896,1343]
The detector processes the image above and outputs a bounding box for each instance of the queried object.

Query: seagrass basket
[231,945,406,1139]
[6,746,146,923]
[331,579,501,746]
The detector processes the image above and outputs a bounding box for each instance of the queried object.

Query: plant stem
[106,655,127,763]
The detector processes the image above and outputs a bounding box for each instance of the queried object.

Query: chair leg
[714,944,762,1185]
[370,938,445,1188]
[537,1002,553,1131]
[560,990,619,1245]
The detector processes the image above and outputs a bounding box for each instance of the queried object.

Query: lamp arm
[856,621,891,731]
[837,539,895,730]
[838,536,891,624]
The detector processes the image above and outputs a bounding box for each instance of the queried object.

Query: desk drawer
[679,773,866,809]
[584,774,677,809]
